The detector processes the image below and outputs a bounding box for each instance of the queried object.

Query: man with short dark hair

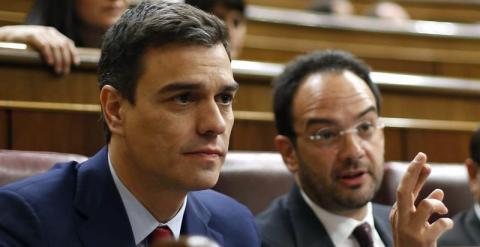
[256,50,452,247]
[0,1,260,246]
[185,0,246,58]
[438,128,480,246]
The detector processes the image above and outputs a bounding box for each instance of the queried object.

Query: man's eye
[357,122,374,134]
[313,129,338,141]
[173,93,192,104]
[216,94,234,105]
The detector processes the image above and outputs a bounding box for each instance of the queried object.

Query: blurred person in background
[365,1,410,21]
[0,0,129,74]
[185,0,246,58]
[310,0,354,16]
[439,128,480,246]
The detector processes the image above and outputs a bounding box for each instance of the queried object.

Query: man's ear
[466,158,479,192]
[275,135,300,174]
[100,85,126,137]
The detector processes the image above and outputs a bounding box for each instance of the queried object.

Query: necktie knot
[352,222,374,247]
[149,225,173,245]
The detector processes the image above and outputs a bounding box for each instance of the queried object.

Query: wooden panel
[11,110,104,156]
[239,6,480,78]
[0,0,34,13]
[0,66,98,104]
[235,75,480,122]
[231,117,474,162]
[230,119,276,151]
[403,129,472,163]
[0,109,8,149]
[381,92,480,121]
[247,0,480,23]
[384,128,403,161]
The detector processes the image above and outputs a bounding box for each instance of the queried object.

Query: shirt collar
[300,188,376,246]
[474,202,480,221]
[108,153,187,245]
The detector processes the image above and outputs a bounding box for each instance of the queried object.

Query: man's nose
[197,100,227,137]
[337,133,366,161]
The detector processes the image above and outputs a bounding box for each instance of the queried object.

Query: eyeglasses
[305,120,385,147]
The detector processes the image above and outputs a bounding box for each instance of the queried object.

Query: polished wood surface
[0,110,8,149]
[240,5,480,78]
[232,112,475,163]
[233,60,480,122]
[0,44,478,162]
[0,100,475,162]
[247,0,480,23]
[0,0,32,26]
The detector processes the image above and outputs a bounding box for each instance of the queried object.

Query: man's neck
[108,141,187,223]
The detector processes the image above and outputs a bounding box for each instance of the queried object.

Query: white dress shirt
[474,202,480,221]
[300,189,386,247]
[108,154,187,247]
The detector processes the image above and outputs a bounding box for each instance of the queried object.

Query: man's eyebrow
[304,106,378,128]
[157,82,202,94]
[222,81,239,92]
[356,106,377,119]
[157,81,239,94]
[305,118,336,128]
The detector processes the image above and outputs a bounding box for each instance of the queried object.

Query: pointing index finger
[396,152,429,216]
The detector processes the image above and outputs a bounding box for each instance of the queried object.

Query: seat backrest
[0,149,88,186]
[213,151,293,215]
[215,152,473,218]
[374,161,472,218]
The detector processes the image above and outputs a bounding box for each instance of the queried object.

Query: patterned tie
[352,222,374,247]
[149,225,173,246]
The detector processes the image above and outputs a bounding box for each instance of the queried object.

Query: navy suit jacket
[0,147,260,247]
[256,185,393,247]
[438,206,480,246]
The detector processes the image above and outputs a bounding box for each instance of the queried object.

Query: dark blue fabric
[256,185,393,247]
[438,206,480,246]
[0,147,260,247]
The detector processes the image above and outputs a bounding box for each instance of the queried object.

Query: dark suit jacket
[256,185,393,247]
[438,206,480,246]
[0,147,260,247]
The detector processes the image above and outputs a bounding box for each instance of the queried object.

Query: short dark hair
[273,50,382,143]
[99,0,230,142]
[470,128,480,164]
[185,0,246,16]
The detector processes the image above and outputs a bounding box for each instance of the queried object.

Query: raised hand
[390,152,454,247]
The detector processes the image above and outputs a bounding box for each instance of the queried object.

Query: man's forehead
[293,70,377,121]
[299,70,371,94]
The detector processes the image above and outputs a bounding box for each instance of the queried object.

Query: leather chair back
[214,151,294,215]
[374,162,472,219]
[215,151,472,217]
[0,149,88,186]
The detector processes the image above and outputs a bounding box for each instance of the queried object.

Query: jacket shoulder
[256,195,295,247]
[0,161,80,246]
[190,189,261,247]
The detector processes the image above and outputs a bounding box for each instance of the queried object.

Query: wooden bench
[240,5,480,78]
[246,0,480,23]
[0,43,478,162]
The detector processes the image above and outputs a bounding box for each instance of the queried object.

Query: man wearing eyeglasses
[256,50,452,247]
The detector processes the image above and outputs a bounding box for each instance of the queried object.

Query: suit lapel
[372,204,393,247]
[287,186,335,247]
[74,147,135,247]
[180,192,224,246]
[464,207,480,244]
